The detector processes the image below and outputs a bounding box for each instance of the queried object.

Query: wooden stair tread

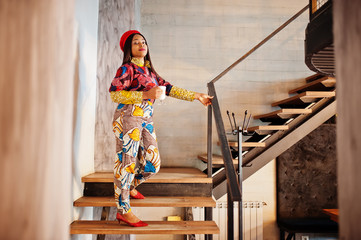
[74,196,216,207]
[306,73,334,83]
[305,73,322,82]
[228,141,266,148]
[253,108,312,120]
[247,125,289,132]
[306,73,322,82]
[217,141,266,148]
[271,91,335,107]
[197,154,238,166]
[289,76,336,94]
[70,220,220,235]
[82,167,212,184]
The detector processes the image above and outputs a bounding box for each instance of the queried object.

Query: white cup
[158,86,166,100]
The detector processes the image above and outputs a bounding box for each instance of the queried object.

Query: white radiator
[192,201,264,240]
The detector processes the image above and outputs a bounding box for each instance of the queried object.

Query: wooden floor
[74,196,216,207]
[82,167,212,183]
[70,220,220,235]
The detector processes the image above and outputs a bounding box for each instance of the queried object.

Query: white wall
[72,0,98,239]
[218,159,277,240]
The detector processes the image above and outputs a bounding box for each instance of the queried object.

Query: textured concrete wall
[137,1,312,240]
[94,0,313,169]
[95,0,135,171]
[277,124,337,218]
[92,1,314,239]
[140,0,313,168]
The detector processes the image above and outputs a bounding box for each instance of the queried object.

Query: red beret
[119,30,141,52]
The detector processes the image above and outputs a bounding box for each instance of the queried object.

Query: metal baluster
[205,104,213,240]
[227,184,234,240]
[238,127,243,240]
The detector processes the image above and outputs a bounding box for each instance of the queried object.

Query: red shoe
[116,213,148,227]
[130,190,145,199]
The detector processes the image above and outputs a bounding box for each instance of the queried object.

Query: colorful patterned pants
[112,100,160,214]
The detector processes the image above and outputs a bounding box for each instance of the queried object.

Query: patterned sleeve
[110,91,143,104]
[109,64,143,104]
[169,86,196,102]
[156,75,195,102]
[109,65,133,92]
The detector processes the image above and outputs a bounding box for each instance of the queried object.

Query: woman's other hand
[143,87,164,99]
[195,92,213,107]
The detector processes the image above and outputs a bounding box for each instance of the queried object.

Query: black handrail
[208,82,241,201]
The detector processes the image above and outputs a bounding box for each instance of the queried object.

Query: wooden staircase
[199,74,336,199]
[71,74,334,237]
[70,167,219,237]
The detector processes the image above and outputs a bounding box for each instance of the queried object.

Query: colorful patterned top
[109,60,195,104]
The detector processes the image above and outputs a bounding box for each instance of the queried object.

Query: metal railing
[205,5,309,240]
[310,0,331,20]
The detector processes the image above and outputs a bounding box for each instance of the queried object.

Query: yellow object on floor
[167,216,182,221]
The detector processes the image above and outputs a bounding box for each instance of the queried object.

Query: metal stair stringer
[213,99,336,199]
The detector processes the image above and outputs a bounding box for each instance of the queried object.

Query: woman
[109,30,213,227]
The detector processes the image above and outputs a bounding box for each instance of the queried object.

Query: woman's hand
[143,87,164,99]
[194,92,213,107]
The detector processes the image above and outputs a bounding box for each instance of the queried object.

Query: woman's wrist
[193,92,213,107]
[194,92,201,100]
